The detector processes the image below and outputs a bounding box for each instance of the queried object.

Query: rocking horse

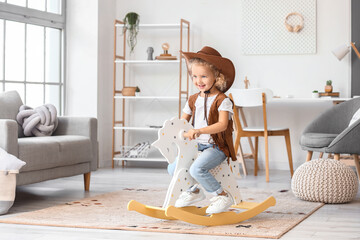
[127,117,276,226]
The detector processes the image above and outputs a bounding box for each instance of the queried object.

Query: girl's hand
[183,129,201,140]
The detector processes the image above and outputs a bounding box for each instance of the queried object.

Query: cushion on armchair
[300,133,338,148]
[16,104,58,137]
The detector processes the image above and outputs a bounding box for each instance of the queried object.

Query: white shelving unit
[115,23,187,29]
[112,19,190,167]
[114,96,182,100]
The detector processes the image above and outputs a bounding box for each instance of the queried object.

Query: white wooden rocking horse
[127,117,276,226]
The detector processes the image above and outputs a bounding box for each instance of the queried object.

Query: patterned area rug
[0,188,323,239]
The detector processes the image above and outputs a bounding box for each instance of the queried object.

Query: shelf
[115,23,188,29]
[271,98,351,102]
[114,95,184,100]
[112,18,190,167]
[114,126,161,131]
[115,59,180,64]
[113,157,167,162]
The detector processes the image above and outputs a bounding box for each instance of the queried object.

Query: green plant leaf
[123,12,140,53]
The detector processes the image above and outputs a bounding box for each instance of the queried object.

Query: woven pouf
[291,158,358,203]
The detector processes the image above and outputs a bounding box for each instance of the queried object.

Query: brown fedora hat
[180,46,235,93]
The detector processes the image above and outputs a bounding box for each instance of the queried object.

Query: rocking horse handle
[178,129,186,141]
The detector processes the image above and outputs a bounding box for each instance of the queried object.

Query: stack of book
[155,55,177,60]
[319,92,340,98]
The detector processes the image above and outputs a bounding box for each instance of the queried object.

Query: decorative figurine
[146,47,154,60]
[244,76,250,89]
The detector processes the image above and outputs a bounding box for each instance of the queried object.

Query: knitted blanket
[16,104,58,137]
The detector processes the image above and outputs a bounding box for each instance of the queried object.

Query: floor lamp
[332,42,360,61]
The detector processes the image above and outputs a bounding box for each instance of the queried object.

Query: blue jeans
[167,143,227,194]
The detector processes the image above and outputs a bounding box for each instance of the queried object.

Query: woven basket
[121,87,137,96]
[0,171,17,215]
[291,158,358,203]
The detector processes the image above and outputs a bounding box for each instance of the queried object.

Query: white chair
[229,88,294,182]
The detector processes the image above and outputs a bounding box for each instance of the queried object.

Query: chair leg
[306,151,313,162]
[334,154,340,160]
[319,152,324,158]
[234,134,240,156]
[84,172,91,191]
[264,135,270,182]
[254,137,259,176]
[247,136,256,162]
[237,142,248,176]
[327,153,333,159]
[353,154,360,183]
[284,131,294,177]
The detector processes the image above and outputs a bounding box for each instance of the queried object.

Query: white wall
[66,0,352,168]
[98,0,116,168]
[66,0,98,117]
[116,0,351,98]
[66,0,115,167]
[109,0,351,170]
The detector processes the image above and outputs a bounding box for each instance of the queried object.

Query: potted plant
[123,12,140,53]
[312,90,319,98]
[325,80,333,93]
[135,86,141,96]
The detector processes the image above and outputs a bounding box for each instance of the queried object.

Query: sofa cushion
[0,91,24,138]
[300,133,338,148]
[18,135,91,172]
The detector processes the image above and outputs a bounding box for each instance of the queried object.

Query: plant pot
[121,87,137,96]
[0,170,18,215]
[135,92,140,97]
[312,92,319,98]
[325,85,333,93]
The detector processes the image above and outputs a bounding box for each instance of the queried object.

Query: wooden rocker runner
[127,117,276,226]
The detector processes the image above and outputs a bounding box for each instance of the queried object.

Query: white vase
[312,93,319,98]
[0,171,18,215]
[135,92,140,97]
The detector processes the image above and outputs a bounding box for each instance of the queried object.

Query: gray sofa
[0,91,98,190]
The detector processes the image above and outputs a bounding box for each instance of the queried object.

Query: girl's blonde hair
[188,58,227,92]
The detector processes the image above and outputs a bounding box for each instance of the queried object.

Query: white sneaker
[206,193,234,214]
[175,189,206,207]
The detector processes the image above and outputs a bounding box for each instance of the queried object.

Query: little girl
[167,46,237,214]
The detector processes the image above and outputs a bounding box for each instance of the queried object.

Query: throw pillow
[16,104,58,137]
[0,147,26,171]
[349,108,360,126]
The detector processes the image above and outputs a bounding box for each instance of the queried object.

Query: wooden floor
[1,166,360,240]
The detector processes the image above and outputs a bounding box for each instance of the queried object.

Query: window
[0,0,65,114]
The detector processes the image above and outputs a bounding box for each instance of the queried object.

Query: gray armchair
[300,97,360,180]
[0,91,98,190]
